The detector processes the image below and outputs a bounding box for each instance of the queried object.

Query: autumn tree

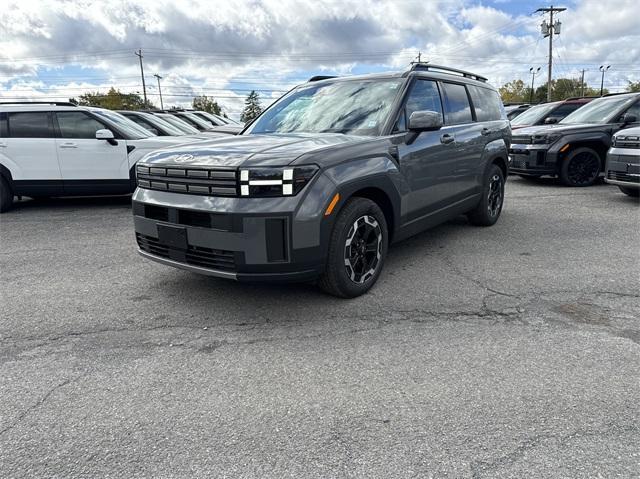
[69,87,153,110]
[627,81,640,93]
[192,95,222,115]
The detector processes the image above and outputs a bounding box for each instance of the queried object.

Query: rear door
[53,111,129,193]
[2,110,62,194]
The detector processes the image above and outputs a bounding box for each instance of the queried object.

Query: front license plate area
[157,224,188,250]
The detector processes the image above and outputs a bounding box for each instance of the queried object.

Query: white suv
[0,102,204,212]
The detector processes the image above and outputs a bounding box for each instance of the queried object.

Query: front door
[54,111,129,194]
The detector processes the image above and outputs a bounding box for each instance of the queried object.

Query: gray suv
[132,64,511,297]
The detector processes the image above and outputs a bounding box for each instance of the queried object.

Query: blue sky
[1,0,637,118]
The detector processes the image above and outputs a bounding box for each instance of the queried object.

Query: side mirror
[544,116,560,124]
[406,110,443,145]
[96,129,118,145]
[621,113,637,124]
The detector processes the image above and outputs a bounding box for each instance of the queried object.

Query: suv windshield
[560,96,632,124]
[157,113,200,134]
[511,102,558,126]
[247,79,403,136]
[138,112,186,136]
[92,109,154,139]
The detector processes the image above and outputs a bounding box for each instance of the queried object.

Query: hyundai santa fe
[132,64,511,297]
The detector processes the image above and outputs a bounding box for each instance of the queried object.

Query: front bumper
[604,148,640,189]
[508,143,557,176]
[132,175,336,282]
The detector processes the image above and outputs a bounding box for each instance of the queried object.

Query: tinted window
[0,112,7,137]
[125,115,156,133]
[56,112,106,139]
[406,79,442,120]
[623,101,640,121]
[442,83,473,124]
[468,86,503,121]
[551,103,583,118]
[8,112,52,138]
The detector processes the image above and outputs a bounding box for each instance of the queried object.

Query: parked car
[509,92,640,186]
[132,63,510,297]
[504,104,530,120]
[117,110,220,140]
[0,102,199,212]
[191,110,243,135]
[605,126,640,197]
[510,97,594,130]
[170,111,219,132]
[149,112,201,134]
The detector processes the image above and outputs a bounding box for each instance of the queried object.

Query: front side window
[56,112,106,139]
[247,79,403,136]
[622,101,640,121]
[468,86,504,122]
[442,83,473,125]
[8,112,52,138]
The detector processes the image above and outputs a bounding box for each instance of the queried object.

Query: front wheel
[467,164,505,226]
[619,186,640,197]
[318,197,388,298]
[559,147,601,187]
[0,176,13,213]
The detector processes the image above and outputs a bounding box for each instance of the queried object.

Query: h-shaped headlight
[239,166,318,197]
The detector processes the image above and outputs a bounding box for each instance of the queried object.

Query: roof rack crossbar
[409,62,488,82]
[0,101,77,106]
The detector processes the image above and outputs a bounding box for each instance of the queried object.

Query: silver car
[605,126,640,197]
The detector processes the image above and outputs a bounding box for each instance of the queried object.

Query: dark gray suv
[132,64,511,297]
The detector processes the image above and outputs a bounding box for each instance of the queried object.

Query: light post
[529,67,541,103]
[599,65,610,97]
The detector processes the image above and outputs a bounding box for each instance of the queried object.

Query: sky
[1,0,638,119]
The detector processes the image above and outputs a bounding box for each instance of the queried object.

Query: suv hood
[139,133,371,168]
[512,123,609,138]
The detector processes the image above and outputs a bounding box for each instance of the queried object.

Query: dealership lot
[1,178,638,477]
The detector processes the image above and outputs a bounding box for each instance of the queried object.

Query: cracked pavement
[0,177,639,478]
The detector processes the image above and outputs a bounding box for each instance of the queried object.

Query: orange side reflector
[560,143,571,153]
[324,193,340,216]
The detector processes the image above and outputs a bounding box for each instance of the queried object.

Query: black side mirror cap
[621,113,637,124]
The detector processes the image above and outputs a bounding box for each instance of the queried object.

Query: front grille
[136,165,238,196]
[614,136,640,149]
[136,233,236,272]
[607,171,640,183]
[511,135,532,145]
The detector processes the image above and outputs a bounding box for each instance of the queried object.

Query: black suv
[509,93,640,186]
[132,64,511,297]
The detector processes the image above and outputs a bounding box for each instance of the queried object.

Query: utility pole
[536,6,566,102]
[580,69,585,97]
[135,49,147,105]
[529,67,541,103]
[154,74,163,109]
[599,65,610,96]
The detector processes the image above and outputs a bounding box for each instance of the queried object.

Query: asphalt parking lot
[1,177,639,478]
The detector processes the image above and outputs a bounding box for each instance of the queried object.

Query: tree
[240,90,263,123]
[499,79,529,103]
[499,78,607,104]
[69,87,153,110]
[627,81,640,93]
[192,95,222,115]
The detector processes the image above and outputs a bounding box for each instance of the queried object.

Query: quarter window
[8,112,52,138]
[56,112,107,139]
[468,86,503,122]
[442,83,473,125]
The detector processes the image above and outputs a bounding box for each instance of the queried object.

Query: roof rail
[308,75,337,82]
[603,92,637,97]
[564,96,598,101]
[0,101,77,106]
[408,62,488,82]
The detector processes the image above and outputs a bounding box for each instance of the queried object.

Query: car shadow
[11,195,132,211]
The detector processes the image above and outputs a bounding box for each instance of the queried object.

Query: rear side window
[441,83,473,125]
[0,113,7,137]
[56,112,107,139]
[551,103,583,118]
[468,86,503,121]
[8,112,52,138]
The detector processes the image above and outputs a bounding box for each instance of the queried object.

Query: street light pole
[529,67,541,103]
[599,65,610,97]
[154,74,164,109]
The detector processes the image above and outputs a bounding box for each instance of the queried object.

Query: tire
[559,147,601,187]
[0,175,13,213]
[619,186,640,197]
[467,163,505,227]
[318,197,388,298]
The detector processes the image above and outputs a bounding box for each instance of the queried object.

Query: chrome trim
[509,143,548,151]
[138,249,238,279]
[605,178,640,188]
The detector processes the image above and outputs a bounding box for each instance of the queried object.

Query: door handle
[481,128,491,136]
[59,142,77,148]
[440,133,455,144]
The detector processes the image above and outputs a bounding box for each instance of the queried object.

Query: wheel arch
[347,186,396,243]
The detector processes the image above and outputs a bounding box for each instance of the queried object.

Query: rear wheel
[467,164,505,226]
[0,176,13,213]
[619,186,640,197]
[560,147,601,187]
[318,197,388,298]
